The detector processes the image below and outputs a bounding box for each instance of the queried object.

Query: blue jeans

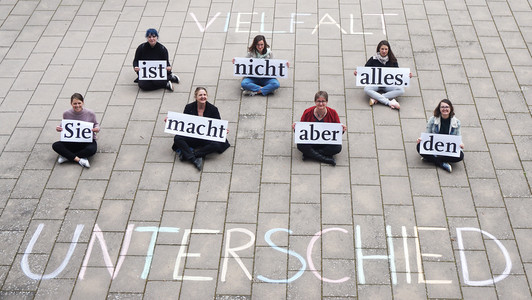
[364,85,405,106]
[241,77,280,95]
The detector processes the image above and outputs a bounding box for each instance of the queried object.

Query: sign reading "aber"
[233,57,288,78]
[294,122,343,145]
[165,111,228,143]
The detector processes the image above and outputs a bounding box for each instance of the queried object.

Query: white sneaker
[57,156,68,164]
[78,158,90,168]
[242,90,257,96]
[166,81,174,92]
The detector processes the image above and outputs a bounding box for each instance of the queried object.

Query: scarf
[253,47,271,59]
[375,52,389,65]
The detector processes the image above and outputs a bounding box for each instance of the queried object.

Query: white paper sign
[233,57,289,78]
[60,119,94,143]
[419,132,462,158]
[356,66,410,87]
[138,60,167,80]
[294,122,343,145]
[165,111,228,143]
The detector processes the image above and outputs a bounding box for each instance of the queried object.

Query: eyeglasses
[440,106,450,109]
[316,100,327,103]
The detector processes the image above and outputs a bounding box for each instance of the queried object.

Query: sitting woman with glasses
[416,99,464,173]
[133,28,180,92]
[292,91,346,166]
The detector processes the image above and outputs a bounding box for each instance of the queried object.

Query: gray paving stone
[230,164,261,193]
[0,230,24,265]
[256,213,288,247]
[144,280,181,300]
[381,176,412,205]
[114,145,148,171]
[423,262,461,298]
[71,267,111,299]
[1,0,532,297]
[138,162,172,190]
[495,275,531,300]
[35,278,75,299]
[462,286,498,300]
[496,169,531,197]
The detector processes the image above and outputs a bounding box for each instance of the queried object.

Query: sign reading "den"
[165,111,228,143]
[233,57,288,78]
[419,133,462,158]
[294,122,343,145]
[356,67,410,87]
[139,60,167,81]
[60,119,94,143]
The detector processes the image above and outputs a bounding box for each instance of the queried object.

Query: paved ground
[0,0,531,298]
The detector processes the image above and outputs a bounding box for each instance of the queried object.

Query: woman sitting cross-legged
[416,99,464,173]
[52,93,99,168]
[292,91,346,166]
[167,87,230,171]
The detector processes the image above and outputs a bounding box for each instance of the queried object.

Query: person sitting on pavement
[416,99,464,173]
[292,91,346,166]
[233,35,286,96]
[133,28,179,92]
[354,40,412,109]
[52,93,99,168]
[167,87,230,171]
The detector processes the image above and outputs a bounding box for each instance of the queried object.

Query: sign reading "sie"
[60,119,94,143]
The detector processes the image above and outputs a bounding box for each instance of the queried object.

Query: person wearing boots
[292,91,346,166]
[167,87,230,171]
[133,28,180,92]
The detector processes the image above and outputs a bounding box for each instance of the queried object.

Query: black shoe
[134,78,139,83]
[192,157,203,171]
[170,74,180,83]
[322,155,336,166]
[176,149,184,161]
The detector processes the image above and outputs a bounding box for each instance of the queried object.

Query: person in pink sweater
[52,93,100,168]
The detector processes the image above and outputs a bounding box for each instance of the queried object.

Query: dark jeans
[416,143,464,163]
[52,140,97,161]
[172,135,230,160]
[297,144,342,157]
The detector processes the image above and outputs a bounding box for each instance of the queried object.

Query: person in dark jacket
[168,87,230,171]
[354,40,412,109]
[133,28,179,91]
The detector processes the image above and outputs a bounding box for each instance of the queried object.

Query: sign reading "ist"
[165,111,228,143]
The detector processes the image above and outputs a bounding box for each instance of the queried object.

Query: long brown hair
[376,40,397,64]
[248,35,270,55]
